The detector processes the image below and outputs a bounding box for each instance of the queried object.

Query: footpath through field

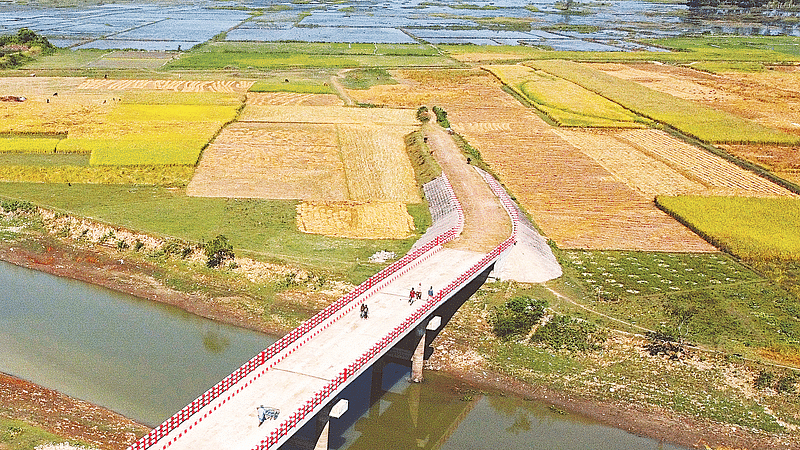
[133,121,516,450]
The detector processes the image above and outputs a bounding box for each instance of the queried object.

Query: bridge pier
[411,316,441,383]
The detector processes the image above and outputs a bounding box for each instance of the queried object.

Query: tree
[205,235,234,268]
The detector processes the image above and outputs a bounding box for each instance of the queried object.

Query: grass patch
[249,80,333,94]
[657,196,800,260]
[0,153,89,167]
[0,418,92,450]
[404,130,441,186]
[338,68,397,90]
[485,64,648,128]
[0,183,426,281]
[560,250,800,353]
[687,61,767,74]
[527,60,800,145]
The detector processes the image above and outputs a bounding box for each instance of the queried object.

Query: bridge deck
[157,248,485,450]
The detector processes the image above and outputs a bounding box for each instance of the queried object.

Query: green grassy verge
[404,130,441,186]
[657,196,800,261]
[337,68,397,90]
[167,52,454,70]
[0,183,429,281]
[0,418,91,450]
[526,60,800,145]
[484,65,649,128]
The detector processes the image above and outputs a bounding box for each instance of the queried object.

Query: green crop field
[0,183,429,280]
[657,196,800,260]
[526,60,800,145]
[485,64,648,128]
[559,250,800,353]
[441,35,800,65]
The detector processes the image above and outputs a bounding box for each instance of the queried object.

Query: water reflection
[0,260,272,426]
[284,362,687,450]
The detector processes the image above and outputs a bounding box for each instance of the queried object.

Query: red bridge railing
[255,170,520,449]
[129,174,464,450]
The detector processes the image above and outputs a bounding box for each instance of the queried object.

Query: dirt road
[424,124,511,253]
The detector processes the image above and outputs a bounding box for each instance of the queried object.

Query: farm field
[346,69,716,251]
[588,63,800,138]
[657,195,800,261]
[526,60,800,146]
[554,128,795,198]
[188,96,421,238]
[484,64,648,128]
[296,201,415,239]
[0,78,243,168]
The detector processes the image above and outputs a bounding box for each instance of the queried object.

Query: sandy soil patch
[246,92,342,106]
[296,201,414,239]
[347,70,714,251]
[77,79,254,92]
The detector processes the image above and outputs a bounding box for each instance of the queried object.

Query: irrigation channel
[0,260,686,449]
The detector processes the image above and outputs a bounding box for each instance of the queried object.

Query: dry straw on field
[78,78,255,93]
[555,129,794,198]
[297,201,415,239]
[246,92,342,106]
[363,69,716,251]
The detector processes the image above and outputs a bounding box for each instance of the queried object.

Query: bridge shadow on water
[280,267,492,450]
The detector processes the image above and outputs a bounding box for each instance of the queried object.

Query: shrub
[1,199,36,213]
[530,315,605,351]
[490,296,546,339]
[431,106,450,129]
[777,375,797,394]
[416,106,430,123]
[205,234,235,268]
[755,370,775,389]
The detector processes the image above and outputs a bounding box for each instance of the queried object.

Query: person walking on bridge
[409,287,416,304]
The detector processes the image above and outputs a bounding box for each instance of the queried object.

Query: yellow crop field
[485,64,648,128]
[186,122,348,200]
[296,201,415,239]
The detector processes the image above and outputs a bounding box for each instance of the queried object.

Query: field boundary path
[129,125,560,450]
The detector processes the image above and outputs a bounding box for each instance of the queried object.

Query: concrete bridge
[128,128,561,450]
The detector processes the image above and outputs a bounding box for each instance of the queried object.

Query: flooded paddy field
[1,0,798,51]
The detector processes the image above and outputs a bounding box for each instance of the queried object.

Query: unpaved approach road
[424,124,511,253]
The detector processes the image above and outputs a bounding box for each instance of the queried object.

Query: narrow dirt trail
[424,124,511,253]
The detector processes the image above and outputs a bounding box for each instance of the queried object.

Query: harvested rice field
[555,129,795,198]
[246,92,342,106]
[188,96,421,238]
[296,201,415,239]
[77,78,255,93]
[590,62,800,137]
[350,70,717,251]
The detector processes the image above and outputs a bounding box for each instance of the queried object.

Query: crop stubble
[188,98,421,238]
[349,70,717,251]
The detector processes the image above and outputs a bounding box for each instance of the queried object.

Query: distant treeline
[0,28,54,68]
[688,0,799,8]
